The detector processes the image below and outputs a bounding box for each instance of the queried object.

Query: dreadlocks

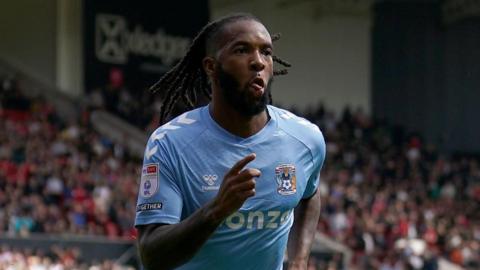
[150,13,292,124]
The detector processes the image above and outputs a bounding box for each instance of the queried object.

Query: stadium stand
[0,245,135,270]
[0,77,138,239]
[88,84,157,133]
[1,73,479,269]
[90,84,195,134]
[307,106,479,270]
[0,74,139,268]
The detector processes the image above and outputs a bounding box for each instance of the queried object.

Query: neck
[209,95,269,138]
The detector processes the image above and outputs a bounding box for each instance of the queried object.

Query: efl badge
[140,163,159,198]
[275,164,297,195]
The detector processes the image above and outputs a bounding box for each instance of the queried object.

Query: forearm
[138,201,222,270]
[287,190,321,268]
[137,154,259,269]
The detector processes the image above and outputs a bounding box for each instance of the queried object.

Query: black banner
[83,0,209,94]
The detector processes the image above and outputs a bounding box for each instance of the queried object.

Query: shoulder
[269,105,326,157]
[146,106,208,155]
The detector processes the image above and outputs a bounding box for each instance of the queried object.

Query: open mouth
[249,77,265,91]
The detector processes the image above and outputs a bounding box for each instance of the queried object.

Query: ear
[202,56,217,78]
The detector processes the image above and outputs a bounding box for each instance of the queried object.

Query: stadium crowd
[306,105,479,270]
[1,77,479,269]
[0,245,134,270]
[88,82,194,134]
[0,79,138,239]
[87,84,159,133]
[0,77,138,268]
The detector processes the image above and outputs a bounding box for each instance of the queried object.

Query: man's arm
[137,201,221,270]
[137,154,260,270]
[287,189,321,270]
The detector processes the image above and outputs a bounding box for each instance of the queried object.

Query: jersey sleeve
[135,135,182,226]
[302,130,326,199]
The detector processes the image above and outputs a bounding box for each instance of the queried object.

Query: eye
[234,47,248,54]
[262,48,273,56]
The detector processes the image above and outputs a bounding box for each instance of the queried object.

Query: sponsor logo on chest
[202,174,219,191]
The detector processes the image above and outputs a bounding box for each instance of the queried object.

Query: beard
[216,64,273,117]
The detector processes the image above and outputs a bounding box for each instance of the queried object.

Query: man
[135,13,326,270]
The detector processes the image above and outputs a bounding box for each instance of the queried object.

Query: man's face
[210,19,274,117]
[216,63,273,117]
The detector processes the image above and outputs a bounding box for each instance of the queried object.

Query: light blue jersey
[135,105,326,270]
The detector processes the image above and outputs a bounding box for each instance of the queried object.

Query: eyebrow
[230,40,273,49]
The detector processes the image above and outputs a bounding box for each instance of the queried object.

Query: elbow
[137,224,189,270]
[138,233,156,270]
[137,225,168,270]
[139,238,170,270]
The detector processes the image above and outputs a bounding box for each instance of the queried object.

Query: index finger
[227,153,256,176]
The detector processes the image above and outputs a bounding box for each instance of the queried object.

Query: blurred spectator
[0,245,134,270]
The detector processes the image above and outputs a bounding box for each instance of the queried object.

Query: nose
[250,51,265,72]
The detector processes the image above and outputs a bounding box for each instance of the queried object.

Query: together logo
[95,14,191,65]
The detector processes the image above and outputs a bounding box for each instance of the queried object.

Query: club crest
[275,164,297,195]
